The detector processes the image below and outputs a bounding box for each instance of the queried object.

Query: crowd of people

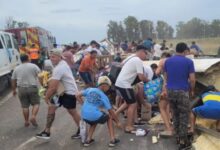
[11,39,220,150]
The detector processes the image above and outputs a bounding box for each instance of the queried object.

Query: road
[0,91,177,150]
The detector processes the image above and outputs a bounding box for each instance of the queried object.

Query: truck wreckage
[144,58,220,150]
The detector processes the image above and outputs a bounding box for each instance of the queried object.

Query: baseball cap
[98,76,112,86]
[90,40,98,45]
[49,48,63,57]
[136,45,148,51]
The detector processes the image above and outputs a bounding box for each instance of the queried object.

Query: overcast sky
[1,0,219,44]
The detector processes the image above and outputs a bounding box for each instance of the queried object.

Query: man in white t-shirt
[144,65,154,80]
[36,48,81,140]
[153,43,162,60]
[115,45,149,132]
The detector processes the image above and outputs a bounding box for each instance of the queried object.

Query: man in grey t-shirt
[12,54,41,127]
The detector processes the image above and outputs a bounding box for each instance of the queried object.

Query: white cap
[98,76,112,86]
[49,48,63,57]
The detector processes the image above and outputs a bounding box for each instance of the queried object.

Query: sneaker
[71,133,81,139]
[109,138,120,147]
[30,118,38,127]
[36,131,50,140]
[133,122,145,127]
[84,139,95,147]
[71,128,81,139]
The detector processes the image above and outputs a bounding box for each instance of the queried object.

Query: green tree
[117,22,127,42]
[176,21,185,38]
[210,19,220,37]
[156,20,173,39]
[17,22,29,28]
[139,20,154,40]
[5,16,29,29]
[124,16,140,41]
[107,21,126,43]
[176,18,207,38]
[168,26,174,39]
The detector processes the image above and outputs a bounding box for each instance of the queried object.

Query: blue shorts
[79,72,92,84]
[193,101,220,120]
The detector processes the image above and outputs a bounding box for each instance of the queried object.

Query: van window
[20,31,27,45]
[4,34,13,49]
[12,35,19,50]
[0,38,3,49]
[1,35,6,46]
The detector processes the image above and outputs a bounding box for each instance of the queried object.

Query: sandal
[30,118,38,127]
[24,122,30,127]
[125,128,136,134]
[160,130,173,137]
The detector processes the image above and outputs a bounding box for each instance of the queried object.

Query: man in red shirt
[79,50,98,87]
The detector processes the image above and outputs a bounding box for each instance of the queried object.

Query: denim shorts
[84,112,109,125]
[79,72,92,84]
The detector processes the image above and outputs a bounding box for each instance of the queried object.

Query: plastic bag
[144,77,163,104]
[80,120,87,143]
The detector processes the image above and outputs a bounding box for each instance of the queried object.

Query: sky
[0,0,220,44]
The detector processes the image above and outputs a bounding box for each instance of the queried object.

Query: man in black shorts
[36,48,81,140]
[115,45,149,132]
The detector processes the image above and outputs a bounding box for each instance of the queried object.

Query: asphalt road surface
[0,92,177,150]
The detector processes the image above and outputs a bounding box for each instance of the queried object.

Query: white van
[0,31,20,92]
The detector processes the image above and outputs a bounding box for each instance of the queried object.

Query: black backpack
[109,56,141,85]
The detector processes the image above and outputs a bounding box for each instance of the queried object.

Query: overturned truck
[144,58,220,150]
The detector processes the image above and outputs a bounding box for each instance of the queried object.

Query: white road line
[14,137,37,150]
[0,92,12,107]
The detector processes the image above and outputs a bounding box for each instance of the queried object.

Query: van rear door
[3,33,20,69]
[0,33,11,76]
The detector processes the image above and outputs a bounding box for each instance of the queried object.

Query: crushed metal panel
[192,58,220,72]
[144,58,220,73]
[144,58,220,90]
[193,133,220,150]
[196,61,220,91]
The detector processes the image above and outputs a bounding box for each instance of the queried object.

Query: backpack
[109,56,141,85]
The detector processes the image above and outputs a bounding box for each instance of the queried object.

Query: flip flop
[124,129,136,134]
[30,118,38,127]
[160,130,173,137]
[24,122,30,127]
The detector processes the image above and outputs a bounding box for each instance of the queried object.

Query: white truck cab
[0,31,20,92]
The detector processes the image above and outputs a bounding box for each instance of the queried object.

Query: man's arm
[156,59,164,75]
[189,73,196,97]
[138,73,149,83]
[161,72,168,97]
[108,109,122,128]
[44,79,59,104]
[38,76,44,87]
[11,79,17,96]
[75,92,84,105]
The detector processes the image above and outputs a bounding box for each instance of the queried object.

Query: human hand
[44,98,51,105]
[161,89,167,98]
[115,122,123,129]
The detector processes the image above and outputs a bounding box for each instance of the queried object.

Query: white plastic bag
[135,129,146,136]
[80,120,87,143]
